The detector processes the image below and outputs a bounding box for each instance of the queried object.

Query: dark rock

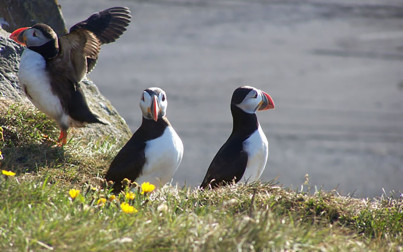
[0,0,67,35]
[0,29,24,101]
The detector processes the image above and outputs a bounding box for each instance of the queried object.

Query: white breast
[137,126,184,187]
[18,49,68,127]
[241,125,269,183]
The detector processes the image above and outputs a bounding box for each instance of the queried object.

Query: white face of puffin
[10,26,53,47]
[140,87,168,121]
[235,86,275,114]
[23,28,52,47]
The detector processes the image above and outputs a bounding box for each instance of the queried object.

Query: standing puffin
[200,86,275,189]
[9,7,131,145]
[105,87,184,192]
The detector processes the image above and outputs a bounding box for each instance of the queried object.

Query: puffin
[9,7,131,145]
[105,87,184,192]
[200,86,275,189]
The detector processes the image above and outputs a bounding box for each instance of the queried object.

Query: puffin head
[10,24,59,59]
[140,87,168,122]
[231,86,275,114]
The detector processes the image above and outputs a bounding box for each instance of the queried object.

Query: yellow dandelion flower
[109,195,116,201]
[125,191,136,200]
[120,202,138,214]
[69,189,80,199]
[2,170,15,177]
[141,182,156,194]
[97,198,107,206]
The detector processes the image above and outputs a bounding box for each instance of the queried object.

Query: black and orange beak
[151,95,159,122]
[9,27,30,46]
[258,91,275,111]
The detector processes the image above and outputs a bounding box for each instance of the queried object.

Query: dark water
[59,0,403,197]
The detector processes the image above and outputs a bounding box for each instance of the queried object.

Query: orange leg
[57,129,68,146]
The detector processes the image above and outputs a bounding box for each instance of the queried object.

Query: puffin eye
[141,93,145,101]
[252,91,258,98]
[32,31,37,37]
[161,94,166,102]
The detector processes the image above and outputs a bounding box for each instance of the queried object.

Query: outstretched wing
[56,30,100,82]
[62,7,131,73]
[200,138,248,189]
[70,7,131,44]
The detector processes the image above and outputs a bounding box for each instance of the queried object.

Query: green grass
[0,102,402,251]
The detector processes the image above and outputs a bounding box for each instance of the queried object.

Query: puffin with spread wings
[9,7,131,145]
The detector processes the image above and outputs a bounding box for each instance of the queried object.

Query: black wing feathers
[70,7,131,44]
[105,118,169,192]
[68,85,106,125]
[105,137,146,192]
[200,105,259,189]
[200,138,248,189]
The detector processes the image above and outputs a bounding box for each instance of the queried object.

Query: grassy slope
[0,102,402,251]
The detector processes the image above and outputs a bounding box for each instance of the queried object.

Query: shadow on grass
[1,142,68,174]
[0,102,70,174]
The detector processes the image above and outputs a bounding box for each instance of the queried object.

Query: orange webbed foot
[57,130,68,147]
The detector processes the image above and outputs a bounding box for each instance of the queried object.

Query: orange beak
[151,95,159,122]
[258,91,275,111]
[9,27,30,46]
